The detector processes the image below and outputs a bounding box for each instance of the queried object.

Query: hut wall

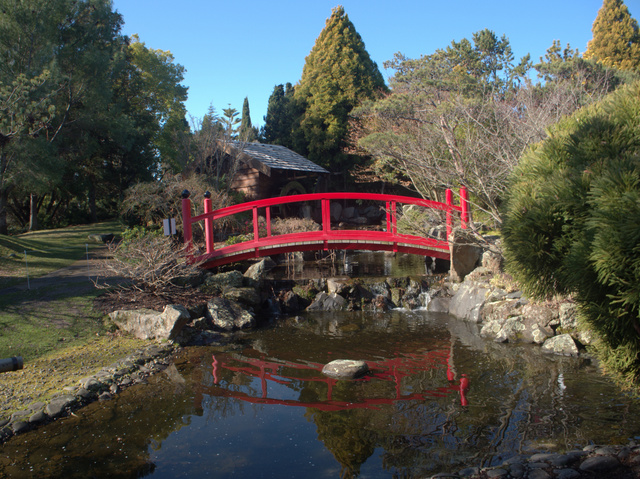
[230,166,275,201]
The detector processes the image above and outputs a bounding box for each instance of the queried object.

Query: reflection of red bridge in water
[211,350,469,410]
[182,188,469,269]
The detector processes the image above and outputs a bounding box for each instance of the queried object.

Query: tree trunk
[88,178,97,223]
[29,193,39,231]
[0,187,8,235]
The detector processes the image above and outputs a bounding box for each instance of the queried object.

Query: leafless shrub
[271,217,320,235]
[97,233,203,295]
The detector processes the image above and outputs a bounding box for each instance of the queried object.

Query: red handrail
[181,188,469,267]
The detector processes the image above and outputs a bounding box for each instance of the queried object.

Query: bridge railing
[181,188,468,267]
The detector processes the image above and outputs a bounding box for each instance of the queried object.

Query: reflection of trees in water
[305,408,377,479]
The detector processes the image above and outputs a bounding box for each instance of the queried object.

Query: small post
[86,243,90,280]
[266,206,272,237]
[391,201,397,235]
[204,191,214,254]
[322,198,331,234]
[460,186,469,229]
[181,190,193,252]
[24,251,30,290]
[445,189,453,238]
[386,201,391,233]
[252,206,259,240]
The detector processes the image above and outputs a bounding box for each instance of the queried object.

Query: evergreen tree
[502,81,640,385]
[262,83,296,146]
[584,0,640,71]
[293,6,387,170]
[239,97,257,142]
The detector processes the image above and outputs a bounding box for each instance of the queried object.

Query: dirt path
[0,246,124,298]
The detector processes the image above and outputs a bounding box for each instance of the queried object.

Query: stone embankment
[440,444,640,479]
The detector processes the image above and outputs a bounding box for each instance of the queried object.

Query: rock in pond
[206,297,255,331]
[321,359,369,379]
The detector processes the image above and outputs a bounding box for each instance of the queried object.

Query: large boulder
[480,299,555,344]
[206,297,255,331]
[307,292,347,311]
[449,228,482,282]
[244,258,277,284]
[449,282,490,323]
[223,287,261,309]
[109,305,191,340]
[201,270,244,293]
[542,334,580,356]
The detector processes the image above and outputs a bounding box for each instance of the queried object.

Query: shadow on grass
[0,281,107,362]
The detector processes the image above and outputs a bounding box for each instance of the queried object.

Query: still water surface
[2,307,640,478]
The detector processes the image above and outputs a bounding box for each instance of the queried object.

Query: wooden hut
[225,141,330,200]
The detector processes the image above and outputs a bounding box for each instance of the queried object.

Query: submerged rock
[321,360,369,379]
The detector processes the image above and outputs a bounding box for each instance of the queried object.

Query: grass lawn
[0,221,153,419]
[0,220,123,289]
[0,220,129,361]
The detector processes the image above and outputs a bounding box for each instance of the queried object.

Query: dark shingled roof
[227,141,330,176]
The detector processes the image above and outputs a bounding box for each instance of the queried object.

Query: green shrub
[502,81,640,385]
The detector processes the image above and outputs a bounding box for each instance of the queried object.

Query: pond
[2,307,640,478]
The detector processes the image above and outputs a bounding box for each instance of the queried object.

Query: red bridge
[181,188,469,269]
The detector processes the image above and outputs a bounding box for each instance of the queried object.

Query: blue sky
[111,0,625,128]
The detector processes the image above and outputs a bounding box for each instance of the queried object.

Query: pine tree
[239,97,257,142]
[262,83,296,146]
[293,6,387,170]
[584,0,640,71]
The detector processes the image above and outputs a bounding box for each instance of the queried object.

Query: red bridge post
[460,186,469,229]
[445,188,453,238]
[181,190,193,252]
[204,191,214,254]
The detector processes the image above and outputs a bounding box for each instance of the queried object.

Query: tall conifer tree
[584,0,640,71]
[239,97,257,142]
[293,6,387,170]
[262,83,296,146]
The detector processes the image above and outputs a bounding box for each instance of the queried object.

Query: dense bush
[119,174,239,244]
[502,81,640,384]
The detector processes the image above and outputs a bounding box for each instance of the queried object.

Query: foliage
[261,83,296,146]
[127,35,189,170]
[584,0,640,71]
[355,30,628,227]
[501,81,640,384]
[119,173,233,236]
[355,29,531,224]
[292,6,387,171]
[395,206,445,239]
[239,97,258,142]
[0,1,189,233]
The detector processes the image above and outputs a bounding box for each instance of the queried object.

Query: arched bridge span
[181,189,469,269]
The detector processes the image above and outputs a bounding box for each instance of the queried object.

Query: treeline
[0,0,189,234]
